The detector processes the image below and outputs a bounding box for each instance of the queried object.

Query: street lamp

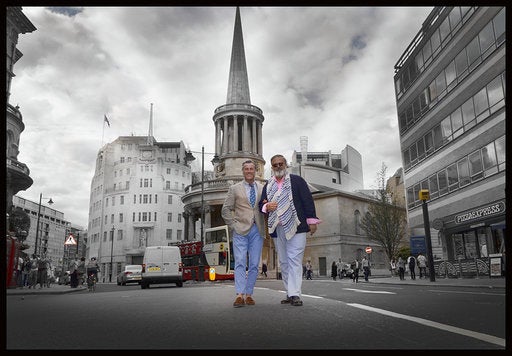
[419,189,436,282]
[109,225,115,282]
[34,193,53,256]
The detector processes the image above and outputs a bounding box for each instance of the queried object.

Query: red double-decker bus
[177,225,234,281]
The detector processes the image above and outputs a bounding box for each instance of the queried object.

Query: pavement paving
[6,271,505,296]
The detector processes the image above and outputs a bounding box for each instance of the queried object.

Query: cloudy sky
[11,6,433,228]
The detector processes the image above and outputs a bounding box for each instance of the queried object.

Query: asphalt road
[5,278,506,350]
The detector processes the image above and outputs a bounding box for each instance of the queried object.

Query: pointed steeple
[147,103,154,145]
[226,7,251,104]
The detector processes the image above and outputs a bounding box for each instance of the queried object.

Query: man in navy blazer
[260,154,320,307]
[222,160,265,307]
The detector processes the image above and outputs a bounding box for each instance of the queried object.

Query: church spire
[226,6,251,104]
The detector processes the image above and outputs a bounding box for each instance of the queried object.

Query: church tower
[212,7,265,179]
[182,7,267,241]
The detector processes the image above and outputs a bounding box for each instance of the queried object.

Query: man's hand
[309,224,317,235]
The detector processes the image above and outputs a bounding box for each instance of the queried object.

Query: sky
[10,6,433,229]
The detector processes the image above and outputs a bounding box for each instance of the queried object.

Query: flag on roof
[104,114,110,127]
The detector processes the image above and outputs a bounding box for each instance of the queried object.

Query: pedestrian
[28,254,39,289]
[397,256,405,280]
[417,253,427,279]
[331,261,338,281]
[362,255,371,281]
[37,255,49,289]
[46,259,54,287]
[16,256,24,288]
[22,256,31,287]
[260,154,321,306]
[221,160,265,308]
[390,258,397,276]
[352,258,360,283]
[69,257,79,288]
[86,257,100,283]
[261,262,268,277]
[305,260,313,280]
[408,254,416,280]
[337,258,343,279]
[77,257,86,286]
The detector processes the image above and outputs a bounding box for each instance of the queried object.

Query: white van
[141,246,183,288]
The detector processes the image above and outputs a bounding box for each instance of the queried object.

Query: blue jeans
[233,224,264,296]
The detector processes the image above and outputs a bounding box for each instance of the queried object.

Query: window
[168,195,173,204]
[447,163,459,191]
[495,134,505,171]
[143,195,148,204]
[455,48,468,78]
[473,87,489,123]
[430,28,441,57]
[437,170,448,196]
[142,212,148,222]
[166,229,173,240]
[167,168,171,174]
[440,116,452,144]
[133,195,136,204]
[112,197,115,206]
[177,230,182,240]
[417,137,425,161]
[448,7,462,32]
[144,178,149,187]
[481,141,498,176]
[178,214,182,223]
[111,214,114,224]
[466,36,481,71]
[461,97,476,130]
[486,75,504,113]
[468,150,484,181]
[117,230,123,241]
[119,213,124,223]
[155,195,158,204]
[457,157,470,187]
[445,60,456,90]
[435,71,447,99]
[168,213,172,222]
[166,181,170,190]
[424,131,434,154]
[450,107,463,139]
[438,15,451,44]
[493,8,505,44]
[428,174,439,199]
[478,22,495,59]
[120,196,124,205]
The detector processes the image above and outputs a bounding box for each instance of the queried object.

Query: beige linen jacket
[221,180,266,238]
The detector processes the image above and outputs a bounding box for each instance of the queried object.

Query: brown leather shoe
[245,296,255,305]
[233,296,245,308]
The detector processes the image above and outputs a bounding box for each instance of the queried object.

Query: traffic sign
[64,234,77,245]
[365,246,372,254]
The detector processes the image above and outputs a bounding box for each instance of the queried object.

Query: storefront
[434,200,505,277]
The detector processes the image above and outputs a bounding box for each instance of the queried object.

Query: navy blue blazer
[259,174,318,237]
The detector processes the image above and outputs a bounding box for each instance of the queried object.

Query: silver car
[116,264,142,286]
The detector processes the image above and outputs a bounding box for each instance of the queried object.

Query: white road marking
[347,303,505,347]
[343,288,395,294]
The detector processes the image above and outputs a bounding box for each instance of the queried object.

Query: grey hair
[242,160,255,169]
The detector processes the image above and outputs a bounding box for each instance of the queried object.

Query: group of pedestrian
[393,253,428,281]
[17,254,54,289]
[221,154,321,308]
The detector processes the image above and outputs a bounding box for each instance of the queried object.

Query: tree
[359,163,407,263]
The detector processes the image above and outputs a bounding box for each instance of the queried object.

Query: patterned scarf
[267,174,300,240]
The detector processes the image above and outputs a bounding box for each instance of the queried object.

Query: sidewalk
[7,273,505,296]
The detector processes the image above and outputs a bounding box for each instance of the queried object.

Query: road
[6,278,506,350]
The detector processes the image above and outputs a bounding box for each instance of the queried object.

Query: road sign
[365,246,372,254]
[64,234,77,245]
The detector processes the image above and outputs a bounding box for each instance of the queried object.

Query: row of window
[398,8,505,134]
[96,228,185,243]
[101,211,184,224]
[406,134,505,209]
[395,6,476,98]
[403,71,505,170]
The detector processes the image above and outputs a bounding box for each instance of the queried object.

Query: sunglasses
[272,162,285,168]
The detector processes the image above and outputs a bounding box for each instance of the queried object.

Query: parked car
[116,264,142,286]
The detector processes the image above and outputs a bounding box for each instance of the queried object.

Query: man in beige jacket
[221,160,265,307]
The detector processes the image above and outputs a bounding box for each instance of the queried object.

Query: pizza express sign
[455,201,505,224]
